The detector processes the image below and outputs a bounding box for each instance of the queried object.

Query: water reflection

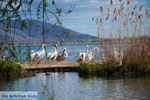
[0,73,150,100]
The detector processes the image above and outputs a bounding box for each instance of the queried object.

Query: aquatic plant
[92,0,150,65]
[0,61,32,80]
[79,62,150,77]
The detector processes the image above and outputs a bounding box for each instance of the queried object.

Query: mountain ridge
[0,19,97,44]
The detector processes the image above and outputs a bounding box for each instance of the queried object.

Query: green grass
[78,61,150,77]
[0,61,32,80]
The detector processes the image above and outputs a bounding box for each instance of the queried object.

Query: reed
[80,0,150,77]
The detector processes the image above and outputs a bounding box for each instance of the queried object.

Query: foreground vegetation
[0,61,32,80]
[79,61,150,77]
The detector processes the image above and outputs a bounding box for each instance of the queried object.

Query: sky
[1,0,150,38]
[50,0,150,37]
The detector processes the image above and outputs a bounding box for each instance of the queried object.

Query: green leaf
[53,33,60,37]
[21,20,28,29]
[57,8,62,16]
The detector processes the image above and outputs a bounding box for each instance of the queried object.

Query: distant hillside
[0,20,97,44]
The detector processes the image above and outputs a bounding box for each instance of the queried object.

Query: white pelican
[34,44,46,60]
[114,49,123,65]
[56,48,68,61]
[30,50,36,60]
[77,45,88,62]
[47,44,58,60]
[87,47,98,60]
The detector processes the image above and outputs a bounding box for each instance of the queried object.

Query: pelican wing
[34,50,45,59]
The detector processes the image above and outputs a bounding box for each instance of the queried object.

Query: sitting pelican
[47,44,58,60]
[77,45,88,62]
[34,44,46,60]
[87,47,98,60]
[30,50,36,60]
[56,48,68,61]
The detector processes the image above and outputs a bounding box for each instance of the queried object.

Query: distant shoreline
[3,41,132,47]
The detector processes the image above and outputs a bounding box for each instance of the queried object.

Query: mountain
[0,19,97,44]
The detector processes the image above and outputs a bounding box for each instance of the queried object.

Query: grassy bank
[79,62,150,77]
[0,61,32,80]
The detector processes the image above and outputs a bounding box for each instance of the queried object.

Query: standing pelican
[56,48,68,61]
[114,49,123,65]
[87,47,98,60]
[34,44,46,60]
[30,50,36,60]
[77,45,88,62]
[47,44,58,60]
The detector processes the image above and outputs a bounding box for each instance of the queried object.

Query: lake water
[0,72,150,100]
[1,43,150,100]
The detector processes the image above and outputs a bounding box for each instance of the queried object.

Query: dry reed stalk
[118,9,121,16]
[131,11,134,16]
[133,4,137,10]
[138,15,142,19]
[110,0,113,6]
[96,0,150,65]
[106,8,110,20]
[100,6,103,14]
[96,18,98,24]
[127,0,130,5]
[114,8,117,14]
[139,5,143,11]
[100,17,102,23]
[92,17,94,21]
[120,4,124,12]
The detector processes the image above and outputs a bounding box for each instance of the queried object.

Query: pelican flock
[29,43,100,62]
[56,48,68,61]
[77,45,89,62]
[47,44,58,60]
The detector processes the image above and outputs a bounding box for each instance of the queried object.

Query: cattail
[92,17,94,21]
[127,8,130,16]
[100,6,103,14]
[120,4,124,11]
[118,9,121,16]
[112,16,117,22]
[127,0,130,5]
[110,0,113,6]
[145,9,148,16]
[139,5,143,11]
[133,4,137,10]
[100,17,102,23]
[131,11,134,16]
[106,8,110,20]
[138,15,142,19]
[114,8,117,14]
[106,14,109,20]
[107,8,110,13]
[96,18,98,24]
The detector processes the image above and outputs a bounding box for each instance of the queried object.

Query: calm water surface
[2,44,150,100]
[0,72,150,100]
